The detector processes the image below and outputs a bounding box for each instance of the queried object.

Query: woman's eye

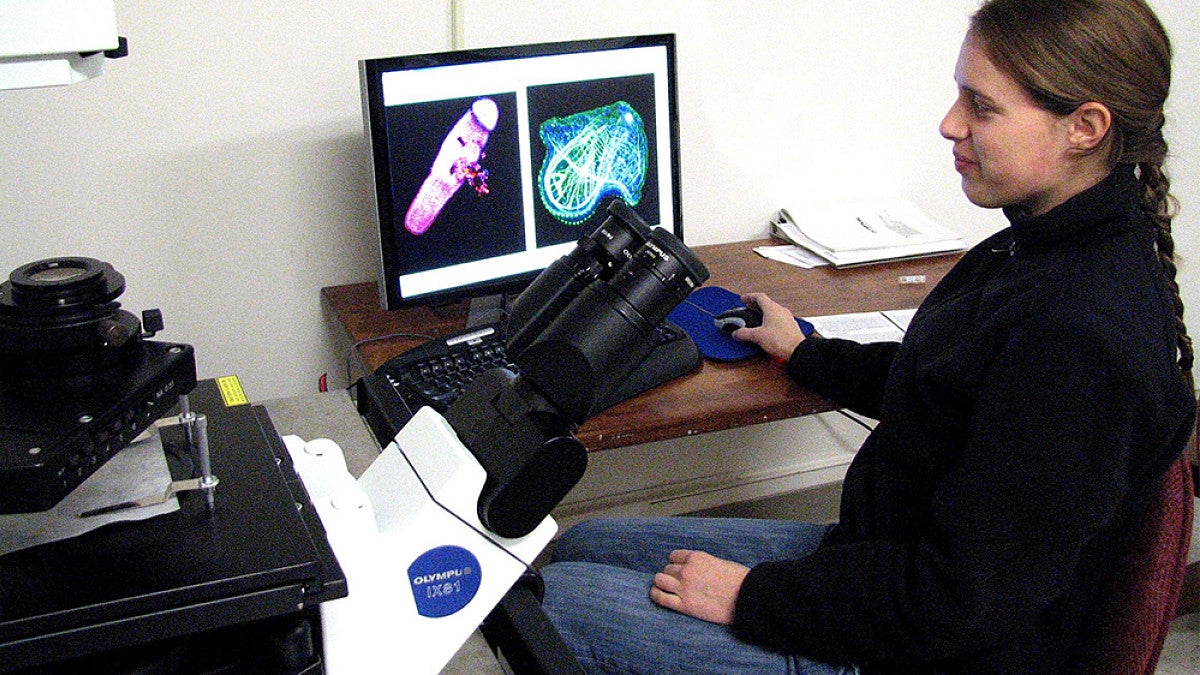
[971,96,994,115]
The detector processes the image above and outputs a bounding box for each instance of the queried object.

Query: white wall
[0,1,443,398]
[1,0,1196,405]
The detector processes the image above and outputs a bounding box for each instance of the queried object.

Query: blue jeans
[539,517,855,674]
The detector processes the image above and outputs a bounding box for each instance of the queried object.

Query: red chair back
[1081,455,1195,674]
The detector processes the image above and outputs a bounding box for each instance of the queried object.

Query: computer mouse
[714,306,764,334]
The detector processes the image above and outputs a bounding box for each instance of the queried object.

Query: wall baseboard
[553,454,850,529]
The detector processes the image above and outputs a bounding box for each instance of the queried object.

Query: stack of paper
[805,308,916,343]
[769,200,966,267]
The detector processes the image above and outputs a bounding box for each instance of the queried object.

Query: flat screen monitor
[359,34,682,313]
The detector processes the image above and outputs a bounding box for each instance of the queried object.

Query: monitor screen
[359,34,682,311]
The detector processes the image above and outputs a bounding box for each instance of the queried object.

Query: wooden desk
[321,239,960,451]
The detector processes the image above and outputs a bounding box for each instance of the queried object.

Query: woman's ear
[1068,102,1113,153]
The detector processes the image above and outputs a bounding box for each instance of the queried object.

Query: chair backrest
[1080,454,1195,674]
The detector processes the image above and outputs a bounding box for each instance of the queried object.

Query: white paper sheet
[0,435,179,557]
[805,310,912,343]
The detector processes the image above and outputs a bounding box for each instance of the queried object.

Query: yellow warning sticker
[216,375,249,407]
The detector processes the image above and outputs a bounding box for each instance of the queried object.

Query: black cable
[342,299,514,387]
[836,408,877,432]
[467,302,512,326]
[344,331,433,388]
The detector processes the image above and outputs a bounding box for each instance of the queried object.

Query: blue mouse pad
[667,286,814,362]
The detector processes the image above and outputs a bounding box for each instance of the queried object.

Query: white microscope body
[285,407,555,674]
[286,199,709,673]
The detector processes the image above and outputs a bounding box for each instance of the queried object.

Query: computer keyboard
[355,320,700,448]
[380,323,515,414]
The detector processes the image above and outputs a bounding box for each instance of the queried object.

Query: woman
[539,0,1195,672]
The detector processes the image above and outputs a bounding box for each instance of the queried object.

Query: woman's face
[939,31,1079,216]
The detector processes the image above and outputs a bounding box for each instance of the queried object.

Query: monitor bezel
[359,33,683,311]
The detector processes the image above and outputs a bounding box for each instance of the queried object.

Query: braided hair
[971,0,1193,390]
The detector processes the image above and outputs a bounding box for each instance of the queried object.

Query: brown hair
[971,0,1193,387]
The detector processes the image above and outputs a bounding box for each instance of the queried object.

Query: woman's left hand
[649,549,750,625]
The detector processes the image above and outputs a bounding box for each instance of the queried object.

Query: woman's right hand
[732,292,807,361]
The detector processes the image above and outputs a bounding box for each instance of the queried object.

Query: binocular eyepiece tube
[446,198,708,538]
[509,200,708,424]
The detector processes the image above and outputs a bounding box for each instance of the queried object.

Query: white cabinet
[0,0,121,90]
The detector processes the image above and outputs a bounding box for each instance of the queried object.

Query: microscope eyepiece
[446,198,708,538]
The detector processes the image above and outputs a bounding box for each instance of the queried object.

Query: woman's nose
[940,102,967,141]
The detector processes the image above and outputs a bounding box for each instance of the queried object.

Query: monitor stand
[466,293,512,328]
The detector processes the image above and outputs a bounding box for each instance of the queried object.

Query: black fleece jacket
[731,165,1196,673]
